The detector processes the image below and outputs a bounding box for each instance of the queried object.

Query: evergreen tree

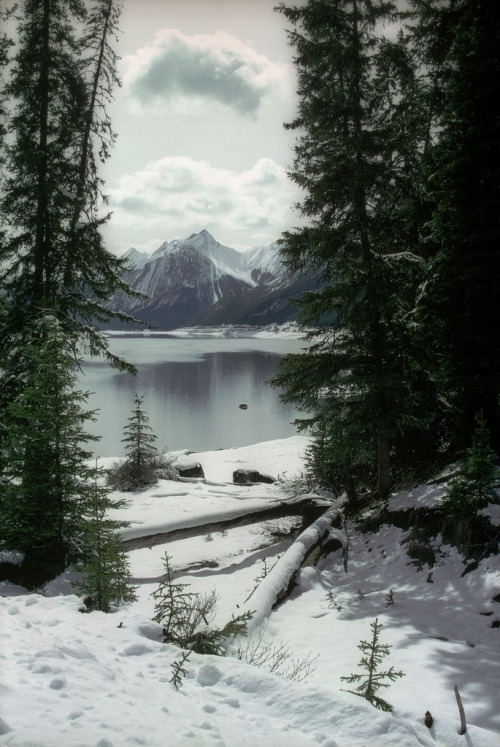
[0,0,141,579]
[152,553,253,655]
[272,0,437,500]
[414,0,500,453]
[152,554,197,641]
[74,465,137,612]
[445,413,497,521]
[0,313,100,586]
[0,0,139,419]
[341,617,405,712]
[0,6,13,165]
[108,393,161,491]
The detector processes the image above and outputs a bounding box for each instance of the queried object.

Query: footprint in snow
[49,677,66,690]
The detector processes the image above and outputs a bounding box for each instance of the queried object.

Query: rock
[172,454,205,478]
[233,468,276,484]
[177,463,205,478]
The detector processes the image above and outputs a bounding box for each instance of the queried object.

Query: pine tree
[108,393,160,491]
[152,553,253,655]
[341,618,405,712]
[152,554,197,641]
[272,0,436,500]
[445,413,497,521]
[413,0,500,453]
[0,313,101,586]
[0,0,139,419]
[0,1,141,582]
[74,464,137,612]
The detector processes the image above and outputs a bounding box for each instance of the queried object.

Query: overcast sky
[100,0,304,256]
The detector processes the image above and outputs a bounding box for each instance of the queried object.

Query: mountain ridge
[109,229,300,330]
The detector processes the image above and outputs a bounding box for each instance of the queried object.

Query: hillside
[1,437,499,746]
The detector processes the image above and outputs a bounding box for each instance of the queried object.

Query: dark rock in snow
[177,462,205,479]
[233,468,276,484]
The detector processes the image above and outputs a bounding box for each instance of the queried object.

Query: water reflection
[81,342,303,457]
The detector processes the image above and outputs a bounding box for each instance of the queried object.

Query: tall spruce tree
[0,0,138,411]
[413,0,500,454]
[0,313,101,586]
[0,0,141,578]
[272,0,437,501]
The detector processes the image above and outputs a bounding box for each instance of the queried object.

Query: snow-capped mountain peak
[122,247,151,271]
[113,230,288,329]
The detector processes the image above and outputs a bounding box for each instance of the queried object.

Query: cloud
[121,29,292,115]
[106,156,303,252]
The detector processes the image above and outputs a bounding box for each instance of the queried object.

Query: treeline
[0,0,139,591]
[272,0,500,505]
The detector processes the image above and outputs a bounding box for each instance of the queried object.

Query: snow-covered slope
[1,437,499,746]
[245,240,284,286]
[110,230,288,329]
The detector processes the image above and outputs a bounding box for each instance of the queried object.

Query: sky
[100,0,304,256]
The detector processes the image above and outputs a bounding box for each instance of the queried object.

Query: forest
[0,0,499,607]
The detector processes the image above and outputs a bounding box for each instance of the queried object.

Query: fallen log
[122,498,326,551]
[241,495,348,633]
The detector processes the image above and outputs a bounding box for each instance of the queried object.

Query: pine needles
[341,618,405,712]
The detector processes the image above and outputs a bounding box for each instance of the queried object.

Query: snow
[102,322,304,340]
[1,437,500,747]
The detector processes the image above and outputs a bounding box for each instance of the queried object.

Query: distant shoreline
[102,322,304,340]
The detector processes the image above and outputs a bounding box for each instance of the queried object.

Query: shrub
[341,618,405,712]
[107,393,178,491]
[151,553,253,655]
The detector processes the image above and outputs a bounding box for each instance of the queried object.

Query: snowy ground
[1,437,499,747]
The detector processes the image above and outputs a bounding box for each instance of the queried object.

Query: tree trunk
[351,0,391,497]
[34,0,51,305]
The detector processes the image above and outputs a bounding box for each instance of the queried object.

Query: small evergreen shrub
[73,466,137,612]
[151,553,253,655]
[107,393,178,491]
[445,414,497,516]
[341,618,405,712]
[442,413,498,551]
[170,651,191,690]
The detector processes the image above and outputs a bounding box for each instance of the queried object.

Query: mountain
[109,230,302,329]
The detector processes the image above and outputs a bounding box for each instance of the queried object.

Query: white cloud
[121,29,293,115]
[106,156,303,252]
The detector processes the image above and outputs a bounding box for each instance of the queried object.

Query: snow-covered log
[243,495,347,632]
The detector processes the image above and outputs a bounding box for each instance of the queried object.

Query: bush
[107,453,178,492]
[151,553,253,655]
[234,623,318,682]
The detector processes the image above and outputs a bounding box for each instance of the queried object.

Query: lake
[79,332,308,458]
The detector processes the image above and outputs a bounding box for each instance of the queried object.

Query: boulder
[178,463,205,478]
[172,454,205,479]
[233,468,276,485]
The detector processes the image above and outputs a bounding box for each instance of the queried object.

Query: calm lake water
[79,334,308,458]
